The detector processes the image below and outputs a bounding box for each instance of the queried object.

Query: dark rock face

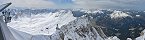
[72,11,86,17]
[94,10,145,40]
[72,10,145,40]
[98,17,145,40]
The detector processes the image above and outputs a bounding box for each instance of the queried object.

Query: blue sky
[0,0,145,10]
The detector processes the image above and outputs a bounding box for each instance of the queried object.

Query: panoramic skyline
[0,0,145,10]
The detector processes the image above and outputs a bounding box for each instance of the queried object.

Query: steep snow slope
[8,10,76,35]
[56,17,104,40]
[47,16,120,40]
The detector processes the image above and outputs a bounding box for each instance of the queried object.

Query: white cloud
[1,0,145,10]
[73,0,113,9]
[3,0,56,8]
[72,0,145,10]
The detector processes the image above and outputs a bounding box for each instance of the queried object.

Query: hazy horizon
[0,0,145,10]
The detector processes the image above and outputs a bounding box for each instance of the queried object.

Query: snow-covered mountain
[6,9,145,40]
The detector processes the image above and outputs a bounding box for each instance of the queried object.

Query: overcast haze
[0,0,145,10]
